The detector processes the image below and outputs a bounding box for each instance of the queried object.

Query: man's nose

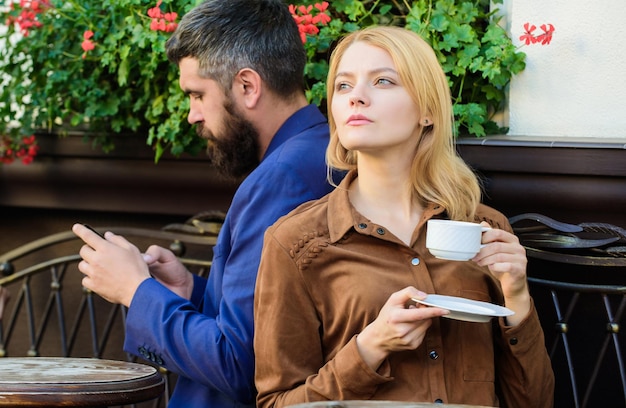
[187,106,203,125]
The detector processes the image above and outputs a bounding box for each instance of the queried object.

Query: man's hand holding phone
[72,223,151,307]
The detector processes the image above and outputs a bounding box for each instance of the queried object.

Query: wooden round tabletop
[288,401,493,408]
[0,357,165,407]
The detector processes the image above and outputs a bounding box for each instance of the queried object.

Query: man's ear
[234,68,262,109]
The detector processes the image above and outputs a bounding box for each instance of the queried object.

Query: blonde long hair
[326,26,481,221]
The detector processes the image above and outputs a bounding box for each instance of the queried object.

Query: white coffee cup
[426,219,490,261]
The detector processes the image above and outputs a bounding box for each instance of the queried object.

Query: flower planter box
[456,136,626,227]
[3,133,625,227]
[0,133,238,216]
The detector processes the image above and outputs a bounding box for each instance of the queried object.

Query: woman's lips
[346,114,372,125]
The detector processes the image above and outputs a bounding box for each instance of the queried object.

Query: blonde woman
[254,26,554,407]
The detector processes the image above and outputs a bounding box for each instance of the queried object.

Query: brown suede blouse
[254,171,554,408]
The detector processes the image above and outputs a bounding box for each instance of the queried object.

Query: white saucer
[412,294,514,323]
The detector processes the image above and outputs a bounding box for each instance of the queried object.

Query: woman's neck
[348,159,423,245]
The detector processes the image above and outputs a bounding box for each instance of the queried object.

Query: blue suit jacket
[124,105,336,407]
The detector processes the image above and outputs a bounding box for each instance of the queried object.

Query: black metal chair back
[510,213,626,408]
[0,211,223,408]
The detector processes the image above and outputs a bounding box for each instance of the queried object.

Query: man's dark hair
[166,0,306,97]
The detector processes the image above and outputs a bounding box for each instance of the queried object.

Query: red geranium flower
[519,23,537,45]
[81,30,95,55]
[315,1,328,12]
[148,1,178,32]
[290,2,332,44]
[535,24,555,45]
[147,0,164,18]
[1,135,38,165]
[520,22,555,46]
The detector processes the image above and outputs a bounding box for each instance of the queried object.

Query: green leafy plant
[293,0,527,137]
[1,0,528,165]
[0,0,203,163]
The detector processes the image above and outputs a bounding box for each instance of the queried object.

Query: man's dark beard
[196,99,260,181]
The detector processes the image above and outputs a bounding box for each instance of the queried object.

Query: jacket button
[358,223,367,229]
[429,350,439,360]
[376,227,385,235]
[434,399,443,404]
[411,257,420,266]
[510,337,518,345]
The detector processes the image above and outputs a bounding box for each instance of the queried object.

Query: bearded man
[72,0,336,406]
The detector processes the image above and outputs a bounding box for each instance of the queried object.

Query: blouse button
[411,258,420,266]
[358,223,367,229]
[429,350,439,360]
[376,227,385,235]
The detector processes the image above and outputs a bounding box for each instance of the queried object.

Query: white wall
[505,0,626,138]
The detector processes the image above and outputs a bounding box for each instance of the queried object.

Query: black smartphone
[82,224,105,239]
